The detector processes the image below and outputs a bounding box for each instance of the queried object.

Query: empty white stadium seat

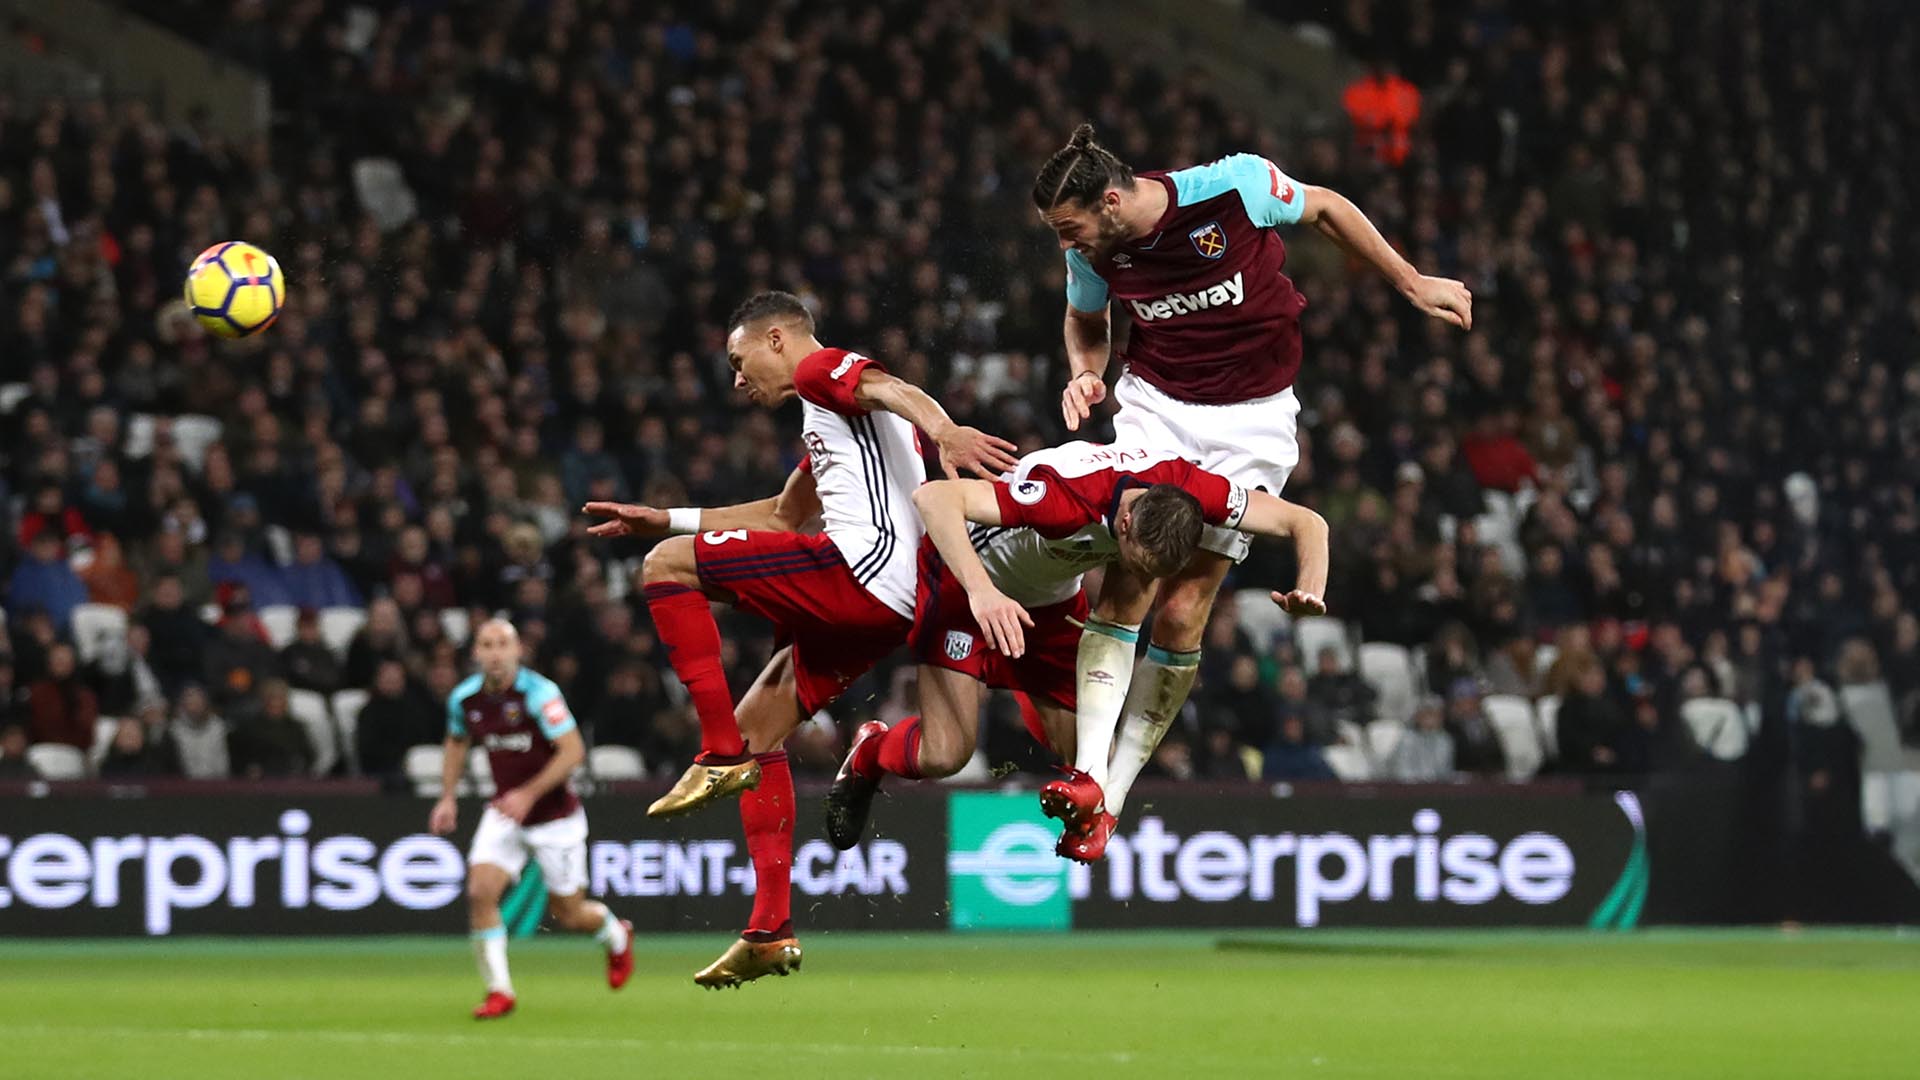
[1681,698,1748,761]
[331,689,371,773]
[439,608,471,647]
[89,717,119,770]
[1358,642,1417,724]
[1484,694,1542,780]
[70,603,129,667]
[0,382,30,414]
[1533,644,1560,679]
[287,689,340,777]
[1292,617,1352,672]
[406,744,447,797]
[258,605,300,650]
[1322,744,1372,782]
[1366,719,1406,763]
[1231,587,1291,654]
[169,414,225,471]
[27,743,88,781]
[1536,695,1561,761]
[1840,684,1906,773]
[263,525,295,567]
[124,413,158,458]
[589,744,646,780]
[318,606,367,659]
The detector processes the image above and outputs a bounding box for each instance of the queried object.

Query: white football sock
[1072,617,1140,790]
[472,925,513,995]
[592,904,629,954]
[1104,646,1200,816]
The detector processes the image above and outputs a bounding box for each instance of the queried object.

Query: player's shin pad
[1072,617,1140,787]
[1104,645,1200,816]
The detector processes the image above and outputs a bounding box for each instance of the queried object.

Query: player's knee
[916,730,975,778]
[466,872,504,910]
[641,537,698,587]
[1154,585,1214,647]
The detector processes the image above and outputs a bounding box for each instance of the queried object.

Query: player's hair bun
[1068,123,1098,149]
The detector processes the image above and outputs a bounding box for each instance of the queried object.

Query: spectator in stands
[0,657,25,734]
[387,526,456,611]
[8,531,87,632]
[1442,679,1505,776]
[99,714,181,778]
[1459,410,1538,495]
[230,678,314,779]
[560,418,629,508]
[91,622,165,718]
[1341,57,1421,167]
[1387,697,1455,782]
[78,533,140,611]
[169,684,231,780]
[138,575,209,697]
[1556,663,1629,775]
[136,529,212,611]
[1306,646,1375,736]
[17,482,91,551]
[203,595,281,711]
[590,660,672,761]
[283,533,362,610]
[281,608,343,695]
[356,659,438,781]
[1425,623,1483,697]
[206,531,289,609]
[0,724,33,779]
[1261,714,1336,782]
[1204,655,1278,752]
[27,643,97,751]
[344,597,408,688]
[1483,635,1541,699]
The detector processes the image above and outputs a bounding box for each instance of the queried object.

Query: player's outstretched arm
[493,728,585,824]
[428,733,470,834]
[853,369,1019,479]
[1297,185,1472,330]
[911,479,1034,656]
[1060,307,1113,432]
[1235,490,1330,616]
[583,464,821,539]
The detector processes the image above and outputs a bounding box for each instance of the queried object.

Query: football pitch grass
[2,930,1917,1078]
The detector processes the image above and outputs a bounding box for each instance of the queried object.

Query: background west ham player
[825,441,1330,860]
[428,619,633,1020]
[1030,124,1473,826]
[583,291,1014,988]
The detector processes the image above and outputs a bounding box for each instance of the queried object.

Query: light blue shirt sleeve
[1063,247,1109,312]
[522,672,579,740]
[1168,153,1307,227]
[445,684,469,738]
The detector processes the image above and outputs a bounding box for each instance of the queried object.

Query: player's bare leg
[697,648,808,989]
[641,536,762,817]
[466,863,516,1018]
[547,889,635,990]
[1102,551,1227,819]
[1046,567,1159,857]
[826,666,982,849]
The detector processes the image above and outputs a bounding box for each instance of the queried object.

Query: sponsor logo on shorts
[945,631,975,661]
[1010,479,1048,505]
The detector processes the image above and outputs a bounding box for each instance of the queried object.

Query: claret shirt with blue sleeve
[447,667,580,824]
[1064,153,1311,405]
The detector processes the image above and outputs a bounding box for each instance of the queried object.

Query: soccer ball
[184,241,286,338]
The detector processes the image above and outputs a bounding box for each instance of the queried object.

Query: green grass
[2,930,1918,1078]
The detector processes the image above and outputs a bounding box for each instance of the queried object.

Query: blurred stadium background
[2,0,1918,1075]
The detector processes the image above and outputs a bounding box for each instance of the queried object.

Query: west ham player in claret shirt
[823,441,1330,860]
[428,619,633,1020]
[1029,125,1473,839]
[582,291,1014,987]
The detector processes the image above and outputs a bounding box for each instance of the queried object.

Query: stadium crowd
[1,1,1916,815]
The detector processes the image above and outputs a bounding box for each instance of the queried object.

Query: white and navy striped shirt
[794,348,925,619]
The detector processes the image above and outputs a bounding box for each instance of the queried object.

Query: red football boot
[1038,766,1106,834]
[472,990,516,1019]
[1057,810,1118,863]
[606,919,635,990]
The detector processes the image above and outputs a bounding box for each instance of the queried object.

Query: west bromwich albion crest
[1189,221,1227,260]
[945,631,975,661]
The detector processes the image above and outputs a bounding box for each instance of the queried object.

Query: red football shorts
[909,539,1088,714]
[694,530,909,714]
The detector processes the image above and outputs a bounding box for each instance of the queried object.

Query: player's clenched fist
[1060,370,1106,432]
[936,424,1020,480]
[970,587,1035,658]
[582,502,669,538]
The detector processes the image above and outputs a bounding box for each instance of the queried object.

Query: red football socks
[643,583,746,758]
[741,750,794,935]
[853,716,924,781]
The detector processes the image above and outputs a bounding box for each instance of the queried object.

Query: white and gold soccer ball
[183,241,286,338]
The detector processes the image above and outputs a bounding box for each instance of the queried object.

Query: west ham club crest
[1189,221,1227,259]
